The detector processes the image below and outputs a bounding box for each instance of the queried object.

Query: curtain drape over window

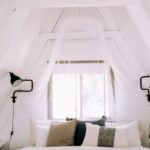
[32,16,142,121]
[35,17,116,120]
[48,64,115,121]
[105,65,116,121]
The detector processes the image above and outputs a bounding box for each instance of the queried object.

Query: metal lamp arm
[11,79,33,103]
[140,75,150,102]
[140,76,150,93]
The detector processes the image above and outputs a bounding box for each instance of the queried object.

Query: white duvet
[18,146,148,150]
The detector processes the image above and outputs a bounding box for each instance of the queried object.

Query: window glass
[53,74,77,119]
[51,73,107,119]
[82,74,105,118]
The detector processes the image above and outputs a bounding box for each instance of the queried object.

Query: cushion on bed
[31,119,141,148]
[35,124,50,147]
[29,119,66,146]
[106,120,142,147]
[66,117,106,145]
[119,121,141,147]
[82,123,129,147]
[81,123,100,146]
[47,119,77,146]
[29,119,52,145]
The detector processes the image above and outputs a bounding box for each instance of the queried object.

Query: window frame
[47,60,111,120]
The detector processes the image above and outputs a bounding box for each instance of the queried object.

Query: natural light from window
[51,73,108,119]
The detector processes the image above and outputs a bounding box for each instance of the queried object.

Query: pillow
[29,119,65,145]
[113,128,128,147]
[47,119,77,146]
[106,120,142,147]
[119,121,142,147]
[35,125,50,147]
[66,117,106,145]
[29,119,51,146]
[82,123,128,147]
[29,119,52,145]
[82,123,100,146]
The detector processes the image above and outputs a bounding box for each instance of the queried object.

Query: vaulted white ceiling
[0,0,150,86]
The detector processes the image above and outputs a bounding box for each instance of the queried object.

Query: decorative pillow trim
[98,127,116,147]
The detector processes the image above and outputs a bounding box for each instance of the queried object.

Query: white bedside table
[0,141,8,150]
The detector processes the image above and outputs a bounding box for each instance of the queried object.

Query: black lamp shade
[9,72,23,87]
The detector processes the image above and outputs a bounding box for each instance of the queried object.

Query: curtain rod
[55,60,104,64]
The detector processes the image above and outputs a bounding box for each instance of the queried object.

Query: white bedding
[18,146,148,150]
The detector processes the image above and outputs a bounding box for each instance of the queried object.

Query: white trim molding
[14,0,141,9]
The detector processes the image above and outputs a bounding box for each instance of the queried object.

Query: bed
[20,118,148,150]
[18,146,148,150]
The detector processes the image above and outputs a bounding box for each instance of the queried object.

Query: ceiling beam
[126,5,150,50]
[39,31,123,40]
[15,0,141,9]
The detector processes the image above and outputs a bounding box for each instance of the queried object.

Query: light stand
[8,72,33,149]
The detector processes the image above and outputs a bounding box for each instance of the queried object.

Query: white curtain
[35,17,104,95]
[37,16,116,120]
[23,16,143,121]
[105,65,116,121]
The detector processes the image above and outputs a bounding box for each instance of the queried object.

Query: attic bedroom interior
[1,0,150,150]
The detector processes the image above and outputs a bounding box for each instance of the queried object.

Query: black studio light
[9,72,23,87]
[9,72,33,103]
[8,72,33,149]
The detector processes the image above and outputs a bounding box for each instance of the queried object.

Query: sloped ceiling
[0,0,150,106]
[0,0,149,92]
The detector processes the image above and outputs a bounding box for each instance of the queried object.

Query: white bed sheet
[17,146,149,150]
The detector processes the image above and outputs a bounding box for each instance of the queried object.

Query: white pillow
[106,120,143,141]
[82,123,100,146]
[119,120,142,147]
[35,125,50,147]
[82,123,128,147]
[29,119,52,145]
[114,128,128,147]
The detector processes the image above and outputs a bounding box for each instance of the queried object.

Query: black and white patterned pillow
[82,123,129,147]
